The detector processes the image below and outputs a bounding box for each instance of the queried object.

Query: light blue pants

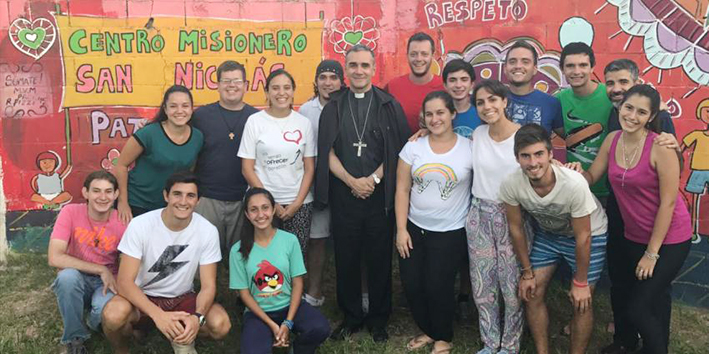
[51,268,114,344]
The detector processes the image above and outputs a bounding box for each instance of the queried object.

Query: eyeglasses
[220,79,245,86]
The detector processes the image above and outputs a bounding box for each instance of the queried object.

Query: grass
[1,251,707,353]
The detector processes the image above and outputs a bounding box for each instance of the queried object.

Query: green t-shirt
[128,123,203,209]
[229,229,306,312]
[556,84,613,197]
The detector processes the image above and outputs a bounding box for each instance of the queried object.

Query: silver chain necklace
[348,92,373,157]
[620,130,645,188]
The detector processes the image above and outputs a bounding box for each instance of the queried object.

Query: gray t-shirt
[499,164,608,237]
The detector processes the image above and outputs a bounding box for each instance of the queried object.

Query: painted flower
[329,15,380,54]
[100,148,121,171]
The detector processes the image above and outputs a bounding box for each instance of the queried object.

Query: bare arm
[117,254,188,340]
[280,157,315,220]
[48,239,116,294]
[646,144,681,255]
[241,158,265,189]
[394,159,413,258]
[114,137,144,224]
[570,215,592,284]
[505,203,535,301]
[582,132,616,185]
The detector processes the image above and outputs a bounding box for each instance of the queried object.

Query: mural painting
[0,0,708,305]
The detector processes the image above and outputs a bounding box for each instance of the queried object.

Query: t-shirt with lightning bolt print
[118,209,221,298]
[556,84,613,197]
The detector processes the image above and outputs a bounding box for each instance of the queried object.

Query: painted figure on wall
[30,150,73,209]
[681,98,709,241]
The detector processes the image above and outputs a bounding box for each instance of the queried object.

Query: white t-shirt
[470,125,520,202]
[399,135,474,231]
[238,110,317,204]
[117,209,222,298]
[298,98,324,143]
[499,164,608,237]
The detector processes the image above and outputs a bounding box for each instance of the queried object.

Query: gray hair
[604,59,639,81]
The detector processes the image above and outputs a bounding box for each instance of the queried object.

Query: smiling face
[316,72,342,101]
[423,98,455,136]
[82,178,119,216]
[266,74,294,110]
[245,193,275,231]
[407,40,434,77]
[345,50,375,92]
[164,92,193,127]
[218,69,246,105]
[619,93,654,134]
[444,70,473,102]
[38,158,56,173]
[475,88,508,124]
[163,182,198,221]
[605,69,639,106]
[516,141,553,182]
[504,47,537,87]
[562,53,593,89]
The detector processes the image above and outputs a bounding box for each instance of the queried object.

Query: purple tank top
[608,131,691,245]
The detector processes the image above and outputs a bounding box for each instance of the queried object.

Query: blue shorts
[685,170,709,194]
[529,229,608,284]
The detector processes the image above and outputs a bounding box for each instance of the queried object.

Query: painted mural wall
[1,0,708,305]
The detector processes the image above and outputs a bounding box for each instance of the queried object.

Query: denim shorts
[529,229,607,284]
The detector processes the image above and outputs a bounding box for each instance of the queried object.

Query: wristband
[521,271,535,280]
[520,265,532,272]
[572,278,588,288]
[644,251,660,260]
[282,319,294,330]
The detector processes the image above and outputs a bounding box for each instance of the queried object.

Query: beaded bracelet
[644,251,660,260]
[282,319,294,330]
[572,278,589,288]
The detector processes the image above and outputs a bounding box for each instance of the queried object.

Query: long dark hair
[239,188,276,261]
[150,85,194,125]
[619,84,661,134]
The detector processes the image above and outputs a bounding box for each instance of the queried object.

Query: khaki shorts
[195,196,244,256]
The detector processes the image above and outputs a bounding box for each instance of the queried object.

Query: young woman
[229,188,330,354]
[115,85,203,224]
[467,80,523,354]
[577,85,691,354]
[395,91,473,354]
[238,69,316,259]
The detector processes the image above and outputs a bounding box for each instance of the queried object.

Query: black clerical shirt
[334,90,385,178]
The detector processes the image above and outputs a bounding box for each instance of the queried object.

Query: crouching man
[102,171,231,354]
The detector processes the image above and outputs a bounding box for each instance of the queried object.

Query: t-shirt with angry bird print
[229,229,306,312]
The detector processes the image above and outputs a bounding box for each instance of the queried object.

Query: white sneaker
[171,341,198,354]
[303,293,325,307]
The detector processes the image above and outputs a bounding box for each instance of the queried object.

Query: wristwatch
[370,173,381,185]
[193,312,206,327]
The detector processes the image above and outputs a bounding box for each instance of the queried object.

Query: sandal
[406,334,434,351]
[431,341,452,354]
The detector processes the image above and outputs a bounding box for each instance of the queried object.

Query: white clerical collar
[354,92,365,99]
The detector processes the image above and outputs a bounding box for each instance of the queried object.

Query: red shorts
[135,292,197,330]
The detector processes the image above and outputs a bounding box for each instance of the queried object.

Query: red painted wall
[1,0,708,239]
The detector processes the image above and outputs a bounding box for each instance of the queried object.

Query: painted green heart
[344,31,364,45]
[18,28,47,50]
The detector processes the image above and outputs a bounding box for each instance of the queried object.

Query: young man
[48,170,126,354]
[500,124,608,354]
[385,32,444,133]
[504,40,564,135]
[298,59,344,307]
[556,42,614,200]
[102,171,231,354]
[315,44,410,342]
[601,58,679,354]
[442,59,481,139]
[193,60,259,257]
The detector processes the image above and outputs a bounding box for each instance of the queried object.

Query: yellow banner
[55,15,323,107]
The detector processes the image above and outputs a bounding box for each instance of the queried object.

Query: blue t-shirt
[506,90,563,133]
[192,102,259,202]
[452,106,482,139]
[229,229,306,312]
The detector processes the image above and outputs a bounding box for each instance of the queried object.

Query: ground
[0,251,707,353]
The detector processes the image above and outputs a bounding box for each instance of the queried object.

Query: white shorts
[41,192,60,201]
[309,207,330,239]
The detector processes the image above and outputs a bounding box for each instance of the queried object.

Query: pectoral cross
[353,141,367,157]
[229,132,235,140]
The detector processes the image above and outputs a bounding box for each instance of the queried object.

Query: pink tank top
[608,131,691,245]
